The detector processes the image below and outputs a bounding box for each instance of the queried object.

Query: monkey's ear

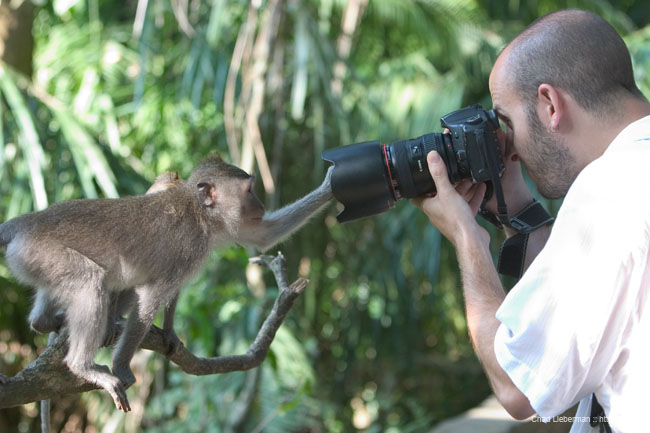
[197,182,218,207]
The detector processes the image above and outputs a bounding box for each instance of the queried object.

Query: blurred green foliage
[0,1,649,432]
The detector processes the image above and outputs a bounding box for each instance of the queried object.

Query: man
[414,9,650,433]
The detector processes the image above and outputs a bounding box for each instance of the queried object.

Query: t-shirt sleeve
[493,182,648,417]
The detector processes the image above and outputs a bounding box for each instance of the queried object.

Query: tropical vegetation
[0,1,649,432]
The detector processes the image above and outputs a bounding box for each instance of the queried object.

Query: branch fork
[0,252,306,409]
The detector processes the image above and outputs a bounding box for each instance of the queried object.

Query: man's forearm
[455,226,535,420]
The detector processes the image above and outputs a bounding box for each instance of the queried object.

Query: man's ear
[197,182,217,207]
[537,83,564,132]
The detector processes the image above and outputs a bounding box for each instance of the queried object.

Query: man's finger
[411,197,424,209]
[455,180,473,198]
[426,151,452,194]
[468,183,487,215]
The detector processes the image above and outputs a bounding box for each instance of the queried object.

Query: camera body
[322,104,504,223]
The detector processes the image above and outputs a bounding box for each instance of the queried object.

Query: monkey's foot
[102,375,131,413]
[68,363,131,412]
[112,364,136,389]
[162,329,183,356]
[0,373,8,384]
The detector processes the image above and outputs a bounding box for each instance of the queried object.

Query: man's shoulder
[568,134,650,207]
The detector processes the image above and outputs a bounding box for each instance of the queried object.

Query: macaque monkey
[0,156,333,411]
[0,171,185,387]
[23,171,185,345]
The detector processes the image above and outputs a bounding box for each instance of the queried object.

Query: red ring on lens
[383,145,399,201]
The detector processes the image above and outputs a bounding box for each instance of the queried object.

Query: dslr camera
[322,104,505,223]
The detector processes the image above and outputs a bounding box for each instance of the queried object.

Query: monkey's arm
[240,168,333,251]
[162,294,182,355]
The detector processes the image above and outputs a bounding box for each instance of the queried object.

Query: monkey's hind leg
[60,254,131,412]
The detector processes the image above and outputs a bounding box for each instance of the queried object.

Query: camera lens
[384,132,457,200]
[322,132,464,223]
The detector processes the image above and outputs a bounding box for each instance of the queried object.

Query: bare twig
[170,0,196,38]
[331,0,368,96]
[0,252,307,409]
[240,0,283,193]
[132,0,149,39]
[224,2,257,165]
[39,333,56,433]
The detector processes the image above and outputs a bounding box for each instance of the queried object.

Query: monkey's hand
[162,328,183,356]
[102,318,123,347]
[162,295,182,356]
[319,166,334,198]
[0,373,8,384]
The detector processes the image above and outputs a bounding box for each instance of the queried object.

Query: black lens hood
[322,141,396,223]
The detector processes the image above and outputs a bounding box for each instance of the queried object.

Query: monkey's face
[195,175,264,236]
[240,176,265,224]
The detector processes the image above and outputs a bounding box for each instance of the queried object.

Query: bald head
[501,9,644,116]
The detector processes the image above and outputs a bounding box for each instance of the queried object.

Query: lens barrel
[321,133,452,223]
[385,133,451,200]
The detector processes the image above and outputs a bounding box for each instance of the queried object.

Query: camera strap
[495,200,554,278]
[590,394,612,433]
[479,179,554,278]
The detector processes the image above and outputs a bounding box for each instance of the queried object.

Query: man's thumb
[427,151,451,192]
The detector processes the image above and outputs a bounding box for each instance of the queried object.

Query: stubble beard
[524,108,577,200]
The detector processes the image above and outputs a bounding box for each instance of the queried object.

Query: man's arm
[457,227,536,419]
[413,151,536,419]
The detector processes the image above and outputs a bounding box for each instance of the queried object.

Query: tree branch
[0,252,307,409]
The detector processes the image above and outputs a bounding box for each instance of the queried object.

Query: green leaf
[0,67,48,210]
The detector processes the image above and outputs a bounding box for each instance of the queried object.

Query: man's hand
[484,128,534,221]
[412,151,488,247]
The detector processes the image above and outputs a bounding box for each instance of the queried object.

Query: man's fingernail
[428,151,440,163]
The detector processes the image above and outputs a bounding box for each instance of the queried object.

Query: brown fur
[0,156,333,411]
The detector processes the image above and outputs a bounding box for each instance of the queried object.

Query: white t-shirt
[494,115,650,433]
